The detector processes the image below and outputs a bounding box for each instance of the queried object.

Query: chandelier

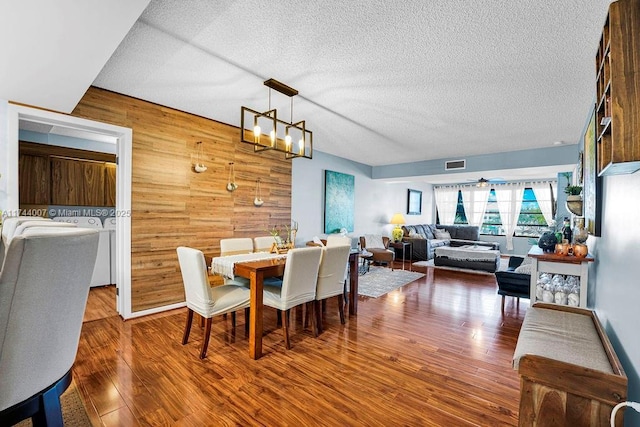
[240,78,313,159]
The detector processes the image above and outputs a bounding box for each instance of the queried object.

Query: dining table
[211,249,361,360]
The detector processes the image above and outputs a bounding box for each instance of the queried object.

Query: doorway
[6,104,133,318]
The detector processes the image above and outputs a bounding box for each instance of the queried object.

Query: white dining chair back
[314,245,351,332]
[176,246,251,358]
[262,246,323,348]
[316,245,351,301]
[326,235,352,247]
[220,238,254,256]
[266,247,322,310]
[253,236,274,252]
[0,228,99,424]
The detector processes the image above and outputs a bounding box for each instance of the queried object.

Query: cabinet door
[104,162,116,206]
[19,154,50,205]
[51,158,105,205]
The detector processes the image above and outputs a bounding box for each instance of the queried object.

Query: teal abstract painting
[324,170,355,234]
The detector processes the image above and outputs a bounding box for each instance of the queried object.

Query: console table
[527,246,594,308]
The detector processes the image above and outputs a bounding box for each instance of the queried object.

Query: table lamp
[390,213,406,242]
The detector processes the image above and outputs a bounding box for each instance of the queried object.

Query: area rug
[358,266,425,298]
[412,258,508,275]
[16,382,93,427]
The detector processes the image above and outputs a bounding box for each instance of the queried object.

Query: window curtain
[531,182,556,227]
[460,187,490,227]
[494,183,525,250]
[434,186,459,225]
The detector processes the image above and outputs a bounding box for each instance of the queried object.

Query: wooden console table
[527,246,594,308]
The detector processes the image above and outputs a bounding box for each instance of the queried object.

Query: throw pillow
[520,256,532,265]
[514,264,532,275]
[364,234,385,249]
[433,229,451,240]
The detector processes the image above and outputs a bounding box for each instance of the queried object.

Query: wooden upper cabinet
[596,0,640,175]
[19,142,116,207]
[105,162,117,206]
[19,154,50,205]
[51,158,106,205]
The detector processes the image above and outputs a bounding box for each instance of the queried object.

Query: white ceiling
[2,1,611,181]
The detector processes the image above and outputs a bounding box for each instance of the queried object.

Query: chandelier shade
[240,79,313,159]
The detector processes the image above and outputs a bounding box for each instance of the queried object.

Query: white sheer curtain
[531,182,557,227]
[434,186,460,225]
[460,187,490,227]
[494,183,525,250]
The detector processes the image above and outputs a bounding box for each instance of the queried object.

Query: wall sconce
[240,78,313,159]
[193,141,207,173]
[254,178,264,206]
[226,162,237,192]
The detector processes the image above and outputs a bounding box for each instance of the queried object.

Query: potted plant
[564,185,583,197]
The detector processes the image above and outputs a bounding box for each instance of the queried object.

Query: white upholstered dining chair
[219,238,253,287]
[315,245,351,333]
[326,235,352,247]
[0,228,99,426]
[262,246,323,349]
[253,236,274,252]
[177,246,251,359]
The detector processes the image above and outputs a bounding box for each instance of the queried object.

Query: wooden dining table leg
[348,253,359,315]
[249,270,264,360]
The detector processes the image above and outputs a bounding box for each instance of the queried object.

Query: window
[450,188,551,237]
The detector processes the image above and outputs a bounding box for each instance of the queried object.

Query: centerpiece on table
[268,221,298,253]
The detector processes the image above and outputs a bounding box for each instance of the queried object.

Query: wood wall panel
[71,87,292,312]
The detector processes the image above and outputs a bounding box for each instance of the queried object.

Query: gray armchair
[0,228,99,426]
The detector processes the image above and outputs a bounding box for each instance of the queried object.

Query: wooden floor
[75,262,527,426]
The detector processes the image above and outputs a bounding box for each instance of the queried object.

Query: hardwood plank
[76,267,525,426]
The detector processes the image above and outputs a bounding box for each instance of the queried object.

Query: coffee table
[434,245,500,273]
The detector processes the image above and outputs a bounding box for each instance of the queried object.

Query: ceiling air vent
[445,159,466,171]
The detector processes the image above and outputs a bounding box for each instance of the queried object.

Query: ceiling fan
[468,177,505,187]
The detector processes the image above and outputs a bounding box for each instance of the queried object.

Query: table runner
[211,252,286,279]
[435,246,500,261]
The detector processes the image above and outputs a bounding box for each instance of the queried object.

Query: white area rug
[358,266,425,298]
[412,258,508,275]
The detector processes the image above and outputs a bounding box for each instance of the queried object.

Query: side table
[359,251,373,275]
[389,241,412,271]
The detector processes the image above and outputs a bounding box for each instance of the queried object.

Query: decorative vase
[538,231,558,253]
[573,218,588,244]
[573,243,588,258]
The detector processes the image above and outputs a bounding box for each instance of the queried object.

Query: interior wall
[592,172,640,425]
[292,150,433,244]
[70,87,292,313]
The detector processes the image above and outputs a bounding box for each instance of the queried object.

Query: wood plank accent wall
[71,87,292,312]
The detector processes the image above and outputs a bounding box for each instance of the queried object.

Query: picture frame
[582,109,602,236]
[407,189,422,215]
[324,170,355,234]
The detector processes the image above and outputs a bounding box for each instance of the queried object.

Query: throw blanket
[435,246,499,262]
[211,252,286,279]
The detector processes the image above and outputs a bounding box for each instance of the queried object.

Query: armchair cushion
[363,234,386,249]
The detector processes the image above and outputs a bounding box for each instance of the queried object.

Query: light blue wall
[372,145,578,179]
[19,129,116,154]
[592,172,640,426]
[291,150,433,245]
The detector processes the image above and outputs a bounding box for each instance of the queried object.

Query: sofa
[401,224,499,261]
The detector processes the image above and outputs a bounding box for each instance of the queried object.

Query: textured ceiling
[92,0,611,167]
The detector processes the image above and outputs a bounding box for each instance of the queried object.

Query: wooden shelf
[596,0,640,176]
